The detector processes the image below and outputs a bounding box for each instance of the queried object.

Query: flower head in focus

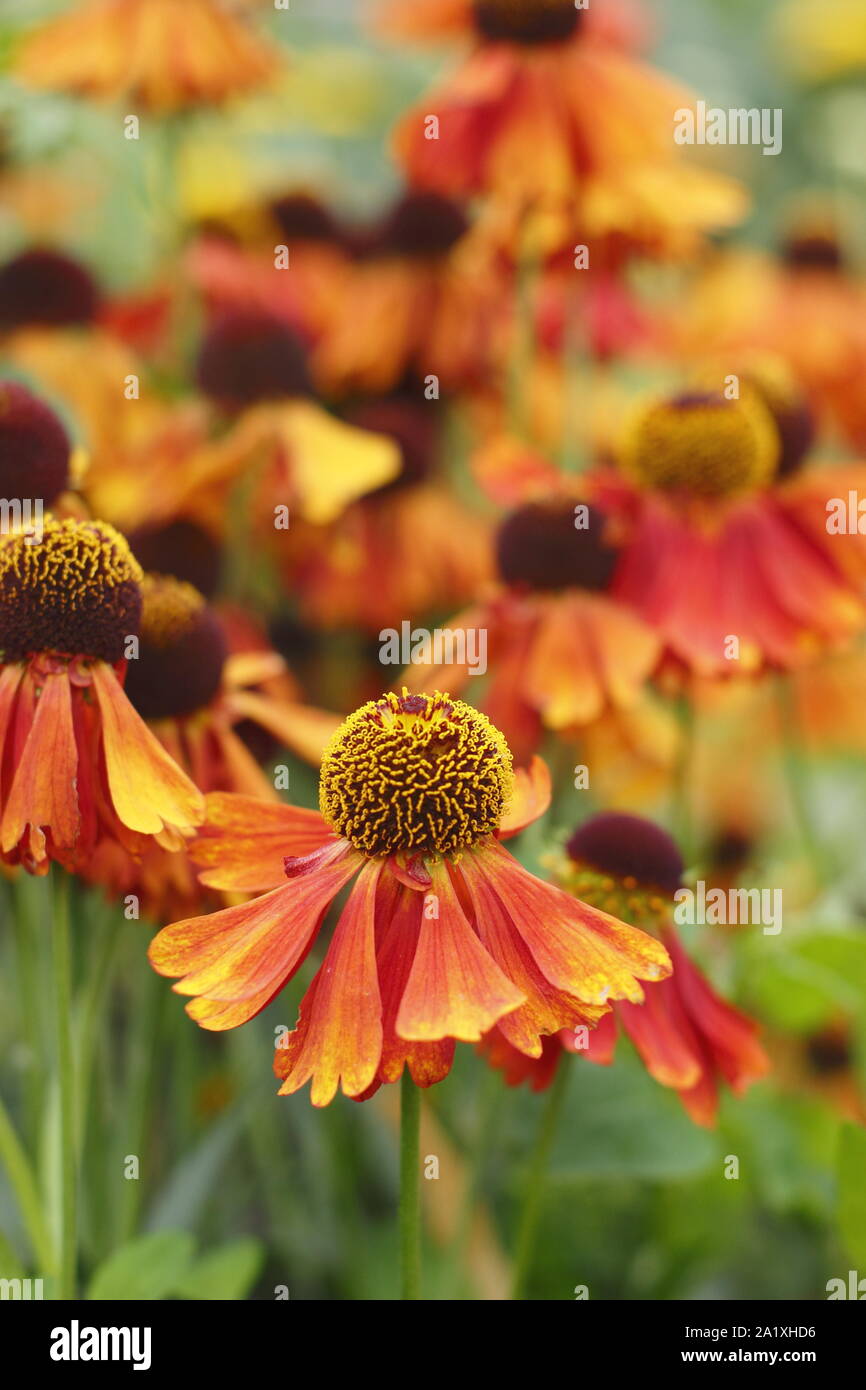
[149,692,671,1105]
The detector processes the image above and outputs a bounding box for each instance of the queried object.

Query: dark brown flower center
[271,193,340,243]
[196,310,313,409]
[376,192,469,259]
[566,812,684,895]
[0,381,71,506]
[496,500,617,592]
[473,0,582,45]
[0,248,99,329]
[123,574,227,719]
[128,520,222,599]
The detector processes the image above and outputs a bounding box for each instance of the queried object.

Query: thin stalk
[399,1072,422,1300]
[0,1091,56,1275]
[510,1058,570,1300]
[52,869,77,1299]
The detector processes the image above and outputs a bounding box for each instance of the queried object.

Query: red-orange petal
[275,858,384,1106]
[474,837,672,1006]
[191,791,333,891]
[1,670,79,859]
[91,662,204,835]
[497,755,551,840]
[149,840,361,1029]
[396,859,525,1042]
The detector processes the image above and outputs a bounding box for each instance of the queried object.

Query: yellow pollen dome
[138,573,206,648]
[619,390,781,500]
[0,516,142,663]
[319,690,514,858]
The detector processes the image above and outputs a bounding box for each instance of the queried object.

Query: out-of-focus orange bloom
[188,196,354,349]
[483,812,769,1126]
[384,0,746,257]
[314,192,506,394]
[84,576,338,918]
[15,0,278,114]
[594,385,866,678]
[666,231,866,450]
[404,489,664,769]
[282,394,493,633]
[0,518,203,876]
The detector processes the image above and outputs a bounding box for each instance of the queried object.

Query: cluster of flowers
[3,0,866,1132]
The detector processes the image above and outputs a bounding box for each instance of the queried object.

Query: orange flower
[15,0,277,113]
[595,383,866,678]
[404,497,662,765]
[384,0,745,256]
[314,191,506,394]
[84,575,337,918]
[666,229,866,451]
[188,199,352,350]
[0,381,73,512]
[123,575,338,798]
[0,517,203,875]
[149,692,671,1105]
[282,393,493,633]
[483,812,770,1126]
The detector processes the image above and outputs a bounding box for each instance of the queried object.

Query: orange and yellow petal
[91,661,205,836]
[274,858,384,1105]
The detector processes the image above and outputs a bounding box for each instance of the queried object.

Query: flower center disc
[496,500,617,591]
[0,249,99,329]
[0,382,71,506]
[0,517,142,663]
[123,574,227,720]
[319,691,514,857]
[196,310,313,410]
[377,193,469,258]
[473,0,582,44]
[561,812,683,928]
[620,391,780,500]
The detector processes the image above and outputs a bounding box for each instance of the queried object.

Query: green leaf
[86,1230,195,1301]
[176,1239,264,1301]
[546,1054,717,1181]
[838,1124,866,1267]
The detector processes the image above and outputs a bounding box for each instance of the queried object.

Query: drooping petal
[474,837,672,1006]
[396,860,525,1042]
[275,858,384,1106]
[1,671,79,859]
[91,662,204,835]
[266,400,402,524]
[664,928,770,1095]
[374,870,455,1089]
[225,689,341,767]
[497,755,551,840]
[616,979,704,1091]
[149,840,361,1029]
[461,857,605,1057]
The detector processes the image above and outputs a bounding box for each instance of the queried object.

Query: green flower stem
[0,1091,55,1276]
[510,1057,571,1300]
[399,1071,422,1301]
[775,674,829,889]
[52,869,77,1299]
